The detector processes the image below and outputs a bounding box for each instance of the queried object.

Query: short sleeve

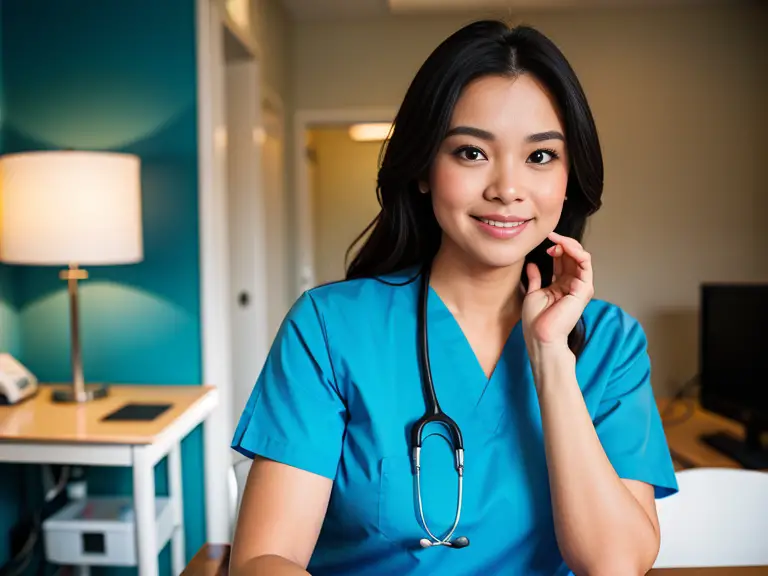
[231,291,346,480]
[593,315,679,499]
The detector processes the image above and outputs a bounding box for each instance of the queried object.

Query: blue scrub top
[232,268,679,575]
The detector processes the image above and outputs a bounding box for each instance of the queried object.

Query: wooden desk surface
[182,545,768,575]
[0,384,216,445]
[657,397,767,471]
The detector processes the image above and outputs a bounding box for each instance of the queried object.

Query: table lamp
[0,150,143,403]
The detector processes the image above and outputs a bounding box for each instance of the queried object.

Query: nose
[484,159,524,204]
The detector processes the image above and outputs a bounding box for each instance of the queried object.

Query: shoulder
[278,271,420,386]
[581,299,648,364]
[583,299,645,340]
[286,268,421,332]
[579,300,654,402]
[304,268,420,317]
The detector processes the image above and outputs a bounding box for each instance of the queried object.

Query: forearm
[534,351,658,576]
[232,555,311,576]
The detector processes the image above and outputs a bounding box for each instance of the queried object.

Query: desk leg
[168,442,185,574]
[133,446,158,576]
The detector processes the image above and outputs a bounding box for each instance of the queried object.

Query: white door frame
[196,0,261,544]
[260,88,288,343]
[292,108,397,296]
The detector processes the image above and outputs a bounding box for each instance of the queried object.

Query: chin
[462,245,532,271]
[469,234,544,268]
[439,223,546,271]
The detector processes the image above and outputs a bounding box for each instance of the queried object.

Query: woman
[231,20,678,576]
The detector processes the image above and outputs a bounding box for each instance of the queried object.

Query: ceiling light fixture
[349,123,393,142]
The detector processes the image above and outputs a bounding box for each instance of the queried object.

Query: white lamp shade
[0,151,143,266]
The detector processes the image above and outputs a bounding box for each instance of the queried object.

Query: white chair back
[654,467,768,568]
[228,457,253,530]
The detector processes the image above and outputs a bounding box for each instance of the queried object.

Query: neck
[428,240,524,323]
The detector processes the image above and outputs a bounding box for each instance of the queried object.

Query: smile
[471,215,532,239]
[474,217,530,228]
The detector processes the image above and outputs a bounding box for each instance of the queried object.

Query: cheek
[532,169,569,218]
[429,157,481,213]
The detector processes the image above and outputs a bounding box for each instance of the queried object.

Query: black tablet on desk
[101,403,172,422]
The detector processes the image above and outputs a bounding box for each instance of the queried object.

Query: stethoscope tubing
[415,460,464,546]
[412,264,468,549]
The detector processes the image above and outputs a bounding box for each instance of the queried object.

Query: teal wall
[0,265,21,356]
[0,0,21,359]
[0,4,24,567]
[0,0,206,573]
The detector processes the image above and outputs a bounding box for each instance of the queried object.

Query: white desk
[0,384,219,576]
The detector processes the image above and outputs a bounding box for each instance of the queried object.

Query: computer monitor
[699,283,768,469]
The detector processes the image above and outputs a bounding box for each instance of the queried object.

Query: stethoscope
[412,264,470,550]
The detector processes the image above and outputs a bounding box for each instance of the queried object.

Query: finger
[548,232,584,254]
[548,231,579,245]
[546,244,563,258]
[546,246,555,283]
[548,233,589,270]
[549,281,568,301]
[526,262,541,293]
[549,241,594,295]
[546,244,564,281]
[571,276,587,297]
[549,236,592,286]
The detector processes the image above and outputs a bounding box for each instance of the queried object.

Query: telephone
[0,353,38,405]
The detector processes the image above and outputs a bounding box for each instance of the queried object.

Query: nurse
[231,20,679,576]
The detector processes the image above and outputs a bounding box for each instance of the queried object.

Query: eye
[527,148,560,165]
[453,146,488,162]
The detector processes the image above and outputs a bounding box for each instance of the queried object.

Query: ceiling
[279,0,389,21]
[279,0,736,21]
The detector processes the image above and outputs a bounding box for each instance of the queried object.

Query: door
[226,60,270,431]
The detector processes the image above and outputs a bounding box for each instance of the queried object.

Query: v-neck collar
[423,283,525,434]
[427,285,522,384]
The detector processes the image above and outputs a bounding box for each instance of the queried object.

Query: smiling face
[424,73,569,271]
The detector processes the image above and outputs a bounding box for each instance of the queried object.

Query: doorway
[293,109,396,293]
[306,125,387,285]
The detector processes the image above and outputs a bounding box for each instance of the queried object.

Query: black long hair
[345,20,604,355]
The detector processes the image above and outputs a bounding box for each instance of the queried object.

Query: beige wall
[291,4,768,395]
[308,127,383,285]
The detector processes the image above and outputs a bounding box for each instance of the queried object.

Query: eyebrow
[444,126,565,144]
[526,130,565,143]
[445,126,495,141]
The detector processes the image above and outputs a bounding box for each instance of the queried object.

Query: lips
[471,214,533,239]
[472,216,531,228]
[472,214,533,228]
